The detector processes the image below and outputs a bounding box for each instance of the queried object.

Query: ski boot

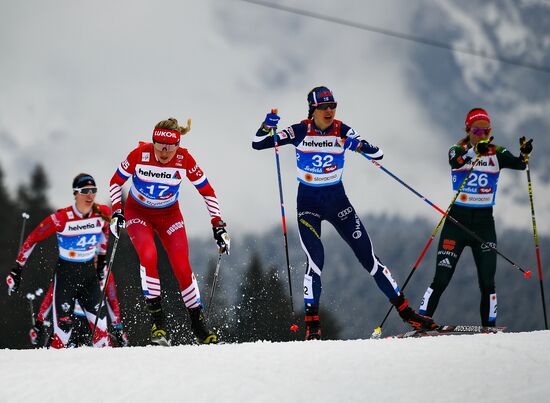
[391,294,438,331]
[188,307,218,344]
[305,305,321,341]
[151,324,170,347]
[146,297,171,347]
[112,323,130,347]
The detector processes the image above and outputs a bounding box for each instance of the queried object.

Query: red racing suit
[109,142,223,308]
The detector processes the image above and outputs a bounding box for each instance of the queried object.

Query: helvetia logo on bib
[138,167,173,179]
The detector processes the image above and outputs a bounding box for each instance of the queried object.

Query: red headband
[152,128,180,145]
[465,109,490,127]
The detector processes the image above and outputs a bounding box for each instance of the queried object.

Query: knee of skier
[431,273,452,291]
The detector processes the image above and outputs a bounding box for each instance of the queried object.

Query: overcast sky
[1,0,549,239]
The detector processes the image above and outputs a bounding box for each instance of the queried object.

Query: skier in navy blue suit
[253,86,437,339]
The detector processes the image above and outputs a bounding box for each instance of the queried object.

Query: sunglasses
[470,127,491,136]
[316,102,337,110]
[153,142,179,152]
[74,187,97,195]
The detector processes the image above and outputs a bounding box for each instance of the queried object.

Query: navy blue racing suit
[253,119,402,310]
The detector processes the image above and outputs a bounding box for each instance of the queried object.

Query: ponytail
[93,203,112,223]
[155,117,192,136]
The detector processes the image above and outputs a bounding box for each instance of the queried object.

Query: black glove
[474,136,493,155]
[110,209,126,238]
[519,136,533,157]
[6,263,23,295]
[29,320,44,346]
[212,220,230,255]
[113,324,129,347]
[96,254,107,281]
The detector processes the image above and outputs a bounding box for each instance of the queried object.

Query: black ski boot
[305,305,321,341]
[146,297,171,347]
[188,307,218,344]
[391,294,438,331]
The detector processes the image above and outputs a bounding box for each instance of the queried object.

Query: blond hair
[155,117,192,135]
[92,203,112,223]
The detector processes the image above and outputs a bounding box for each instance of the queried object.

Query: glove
[96,254,107,281]
[474,136,493,155]
[263,112,280,129]
[29,320,44,346]
[343,137,362,152]
[113,323,129,347]
[6,263,23,295]
[212,220,230,255]
[109,209,126,238]
[519,136,533,157]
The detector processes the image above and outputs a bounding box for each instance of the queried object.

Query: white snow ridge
[1,331,549,403]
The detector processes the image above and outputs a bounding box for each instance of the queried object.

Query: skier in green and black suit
[418,108,533,327]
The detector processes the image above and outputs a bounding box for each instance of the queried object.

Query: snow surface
[1,331,549,403]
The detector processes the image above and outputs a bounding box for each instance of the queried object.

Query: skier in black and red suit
[7,174,112,348]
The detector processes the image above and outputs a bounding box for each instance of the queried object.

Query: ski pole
[27,288,44,346]
[89,236,120,345]
[10,213,30,296]
[26,288,44,326]
[205,253,222,320]
[372,158,480,338]
[26,292,36,326]
[360,152,531,277]
[524,155,548,329]
[270,108,298,332]
[18,212,30,251]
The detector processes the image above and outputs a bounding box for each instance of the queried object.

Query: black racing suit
[419,139,526,326]
[53,259,106,344]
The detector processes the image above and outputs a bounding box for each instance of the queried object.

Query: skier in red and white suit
[6,174,112,348]
[109,117,229,345]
